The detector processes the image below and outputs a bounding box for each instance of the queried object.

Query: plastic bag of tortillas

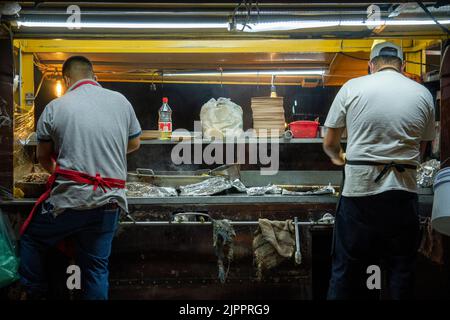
[200,98,243,139]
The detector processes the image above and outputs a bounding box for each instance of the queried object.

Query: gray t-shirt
[324,69,435,197]
[36,79,141,214]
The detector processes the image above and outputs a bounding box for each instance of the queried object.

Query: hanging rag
[253,219,296,280]
[212,219,236,284]
[419,217,444,265]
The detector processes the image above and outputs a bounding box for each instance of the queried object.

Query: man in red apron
[19,56,141,300]
[323,42,435,299]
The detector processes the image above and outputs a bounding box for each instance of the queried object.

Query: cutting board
[140,130,193,141]
[140,130,163,140]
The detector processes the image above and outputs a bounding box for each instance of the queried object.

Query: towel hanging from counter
[212,219,236,284]
[419,218,444,266]
[253,219,297,280]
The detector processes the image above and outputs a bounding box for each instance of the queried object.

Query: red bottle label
[159,122,172,132]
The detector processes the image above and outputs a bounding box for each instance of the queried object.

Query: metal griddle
[276,184,340,193]
[127,164,241,188]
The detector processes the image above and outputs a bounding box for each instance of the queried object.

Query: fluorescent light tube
[341,19,450,26]
[16,21,229,29]
[17,18,450,31]
[164,70,325,76]
[235,21,339,32]
[236,19,450,32]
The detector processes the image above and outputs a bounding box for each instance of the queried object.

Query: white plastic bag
[200,98,243,139]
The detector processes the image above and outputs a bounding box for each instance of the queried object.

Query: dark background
[31,70,439,172]
[33,70,342,171]
[34,73,340,131]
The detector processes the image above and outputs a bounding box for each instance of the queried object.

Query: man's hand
[37,141,56,173]
[331,151,346,166]
[323,127,346,166]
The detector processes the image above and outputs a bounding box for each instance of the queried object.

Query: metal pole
[18,46,22,110]
[294,217,302,264]
[119,220,332,226]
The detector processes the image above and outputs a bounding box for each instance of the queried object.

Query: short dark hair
[62,55,93,77]
[371,55,402,70]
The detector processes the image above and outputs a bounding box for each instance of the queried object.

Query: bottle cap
[162,97,168,103]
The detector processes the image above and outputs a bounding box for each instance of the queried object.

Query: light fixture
[16,21,229,29]
[14,15,450,31]
[233,21,339,32]
[164,70,326,76]
[234,19,450,32]
[55,80,63,97]
[342,19,450,27]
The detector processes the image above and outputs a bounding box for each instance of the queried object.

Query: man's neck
[376,66,400,73]
[67,78,98,91]
[70,77,95,85]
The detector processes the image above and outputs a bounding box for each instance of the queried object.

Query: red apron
[20,165,126,236]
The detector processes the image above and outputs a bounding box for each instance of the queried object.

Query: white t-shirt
[324,69,435,197]
[36,79,142,214]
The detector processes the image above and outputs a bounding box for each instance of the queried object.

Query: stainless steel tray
[127,172,210,188]
[127,164,241,188]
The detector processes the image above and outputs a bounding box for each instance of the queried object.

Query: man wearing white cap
[323,42,435,299]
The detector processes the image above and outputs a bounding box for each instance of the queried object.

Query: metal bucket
[431,167,450,235]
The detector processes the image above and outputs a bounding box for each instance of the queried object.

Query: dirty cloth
[253,219,296,280]
[419,217,444,265]
[212,219,236,284]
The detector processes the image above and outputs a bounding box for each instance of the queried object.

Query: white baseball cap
[370,42,403,62]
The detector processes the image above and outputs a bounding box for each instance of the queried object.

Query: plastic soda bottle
[158,97,172,140]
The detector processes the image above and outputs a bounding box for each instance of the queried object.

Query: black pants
[327,190,420,300]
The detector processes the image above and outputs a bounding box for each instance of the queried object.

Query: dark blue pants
[327,190,420,300]
[19,205,119,300]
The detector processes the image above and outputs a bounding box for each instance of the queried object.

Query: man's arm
[127,136,141,154]
[124,96,141,154]
[323,127,346,166]
[37,141,56,173]
[419,92,436,162]
[323,83,348,166]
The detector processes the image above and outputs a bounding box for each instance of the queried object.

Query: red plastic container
[289,120,319,138]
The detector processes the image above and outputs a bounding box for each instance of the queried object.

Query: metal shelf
[0,195,339,206]
[0,193,434,206]
[139,138,328,144]
[21,138,346,146]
